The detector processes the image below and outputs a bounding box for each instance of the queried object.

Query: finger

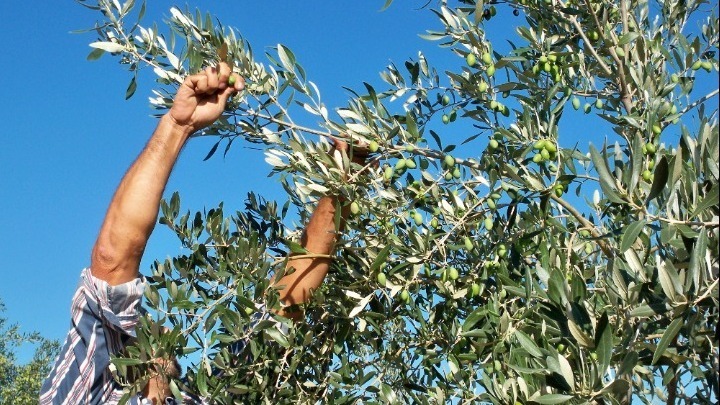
[231,74,245,91]
[185,70,210,94]
[217,62,231,89]
[204,65,219,93]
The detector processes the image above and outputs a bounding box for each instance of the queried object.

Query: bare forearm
[273,196,343,317]
[91,115,192,285]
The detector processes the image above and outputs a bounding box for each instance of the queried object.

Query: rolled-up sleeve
[40,268,145,405]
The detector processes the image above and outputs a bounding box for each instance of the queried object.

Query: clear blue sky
[0,0,716,368]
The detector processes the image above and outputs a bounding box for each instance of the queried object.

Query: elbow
[90,236,144,285]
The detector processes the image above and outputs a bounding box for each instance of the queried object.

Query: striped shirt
[39,269,198,405]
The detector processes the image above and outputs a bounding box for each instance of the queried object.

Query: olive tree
[0,300,60,405]
[80,0,718,403]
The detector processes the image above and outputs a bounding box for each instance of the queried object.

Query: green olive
[489,139,499,150]
[400,289,410,303]
[444,154,456,168]
[442,114,450,124]
[487,198,497,210]
[691,60,703,70]
[228,75,237,85]
[652,124,662,135]
[642,169,653,182]
[670,73,679,83]
[572,97,581,110]
[484,216,494,230]
[466,53,477,67]
[384,167,394,181]
[442,94,451,106]
[377,272,387,286]
[478,81,488,92]
[701,61,713,71]
[448,267,459,280]
[534,140,547,150]
[350,201,360,215]
[413,211,423,226]
[532,153,544,163]
[471,283,481,297]
[369,140,379,153]
[645,142,656,155]
[486,64,496,77]
[482,52,493,64]
[406,159,417,169]
[584,103,592,113]
[595,99,604,109]
[464,236,474,251]
[615,47,625,57]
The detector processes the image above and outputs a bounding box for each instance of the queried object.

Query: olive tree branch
[551,194,614,257]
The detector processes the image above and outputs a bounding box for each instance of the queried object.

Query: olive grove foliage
[0,300,60,405]
[80,0,718,403]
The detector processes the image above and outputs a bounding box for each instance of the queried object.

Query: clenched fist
[168,62,244,133]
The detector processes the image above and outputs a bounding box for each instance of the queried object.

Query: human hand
[330,135,371,166]
[168,62,244,133]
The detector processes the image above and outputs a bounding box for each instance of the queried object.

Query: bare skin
[89,62,364,402]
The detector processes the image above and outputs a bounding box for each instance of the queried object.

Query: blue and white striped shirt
[39,269,198,405]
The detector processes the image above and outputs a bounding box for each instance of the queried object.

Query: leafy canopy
[80,0,718,403]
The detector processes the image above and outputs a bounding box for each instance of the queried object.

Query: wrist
[161,114,196,139]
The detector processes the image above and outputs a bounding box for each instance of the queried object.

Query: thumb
[217,86,236,107]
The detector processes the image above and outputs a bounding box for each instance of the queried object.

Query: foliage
[80,0,718,403]
[0,300,60,405]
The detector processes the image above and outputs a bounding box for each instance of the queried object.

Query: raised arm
[272,141,367,319]
[91,63,244,285]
